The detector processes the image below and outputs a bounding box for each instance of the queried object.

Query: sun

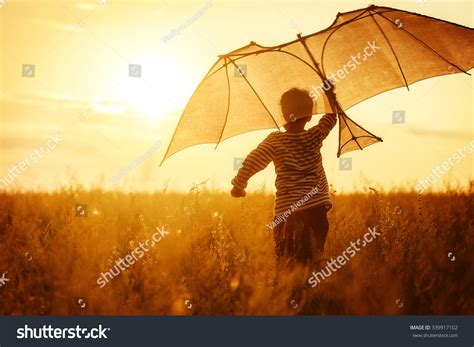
[105,57,193,120]
[88,55,193,120]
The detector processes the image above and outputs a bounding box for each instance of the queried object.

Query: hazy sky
[0,0,472,193]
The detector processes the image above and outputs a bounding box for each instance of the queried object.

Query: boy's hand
[231,186,246,198]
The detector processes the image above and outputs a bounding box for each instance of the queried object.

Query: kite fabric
[161,4,474,164]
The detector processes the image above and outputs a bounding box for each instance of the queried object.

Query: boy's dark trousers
[273,204,329,266]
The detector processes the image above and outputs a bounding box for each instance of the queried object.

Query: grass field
[0,184,472,315]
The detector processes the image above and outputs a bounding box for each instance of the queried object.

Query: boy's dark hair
[280,88,313,123]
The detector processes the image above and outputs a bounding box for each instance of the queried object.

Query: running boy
[231,87,337,266]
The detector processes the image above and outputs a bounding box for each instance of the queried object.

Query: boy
[231,87,337,267]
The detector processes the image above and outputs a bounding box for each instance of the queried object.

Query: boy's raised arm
[231,136,274,192]
[310,88,337,140]
[311,113,337,140]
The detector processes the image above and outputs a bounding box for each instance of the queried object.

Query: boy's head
[280,88,313,126]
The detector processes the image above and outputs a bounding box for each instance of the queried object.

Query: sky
[0,0,472,193]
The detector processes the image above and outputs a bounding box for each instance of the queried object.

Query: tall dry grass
[0,184,472,315]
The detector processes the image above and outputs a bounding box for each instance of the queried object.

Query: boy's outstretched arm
[231,137,274,197]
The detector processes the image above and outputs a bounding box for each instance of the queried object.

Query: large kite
[161,4,473,164]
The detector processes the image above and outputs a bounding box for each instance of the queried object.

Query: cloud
[76,3,97,11]
[27,17,86,33]
[2,92,129,115]
[407,126,471,139]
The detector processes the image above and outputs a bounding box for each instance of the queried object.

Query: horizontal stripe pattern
[232,114,337,215]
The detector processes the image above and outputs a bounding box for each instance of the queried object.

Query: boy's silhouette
[231,87,336,269]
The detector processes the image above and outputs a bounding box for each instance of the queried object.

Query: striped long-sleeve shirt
[232,114,337,216]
